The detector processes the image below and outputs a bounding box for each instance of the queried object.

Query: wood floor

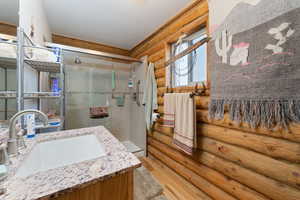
[140,156,212,200]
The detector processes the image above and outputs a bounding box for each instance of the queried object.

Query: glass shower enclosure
[63,51,146,155]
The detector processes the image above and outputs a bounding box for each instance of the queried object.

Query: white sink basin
[16,134,106,178]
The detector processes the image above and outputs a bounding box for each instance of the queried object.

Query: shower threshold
[122,140,144,157]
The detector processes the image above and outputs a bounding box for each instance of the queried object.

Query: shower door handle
[136,80,141,107]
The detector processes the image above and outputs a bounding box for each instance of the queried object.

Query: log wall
[0,22,16,36]
[130,0,300,199]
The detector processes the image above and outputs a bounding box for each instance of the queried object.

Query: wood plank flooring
[139,156,212,200]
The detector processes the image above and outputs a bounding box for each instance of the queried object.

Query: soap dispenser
[26,114,36,138]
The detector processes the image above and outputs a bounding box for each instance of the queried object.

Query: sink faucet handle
[17,129,26,151]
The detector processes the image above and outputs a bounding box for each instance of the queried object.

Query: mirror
[0,0,19,126]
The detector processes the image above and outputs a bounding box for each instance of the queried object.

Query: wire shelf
[0,91,16,99]
[24,92,62,99]
[33,117,63,130]
[24,95,62,99]
[24,59,61,73]
[0,92,62,99]
[0,56,17,69]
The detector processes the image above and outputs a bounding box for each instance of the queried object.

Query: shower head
[75,56,82,64]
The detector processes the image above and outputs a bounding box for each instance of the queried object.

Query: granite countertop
[1,126,141,200]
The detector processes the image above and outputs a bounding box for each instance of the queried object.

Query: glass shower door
[65,63,113,130]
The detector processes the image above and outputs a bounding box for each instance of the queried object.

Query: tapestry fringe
[209,99,300,129]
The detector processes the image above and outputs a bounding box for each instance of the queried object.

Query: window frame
[168,25,208,88]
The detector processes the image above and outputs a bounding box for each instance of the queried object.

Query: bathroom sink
[16,134,106,178]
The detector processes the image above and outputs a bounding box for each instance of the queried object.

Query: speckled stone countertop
[1,126,141,200]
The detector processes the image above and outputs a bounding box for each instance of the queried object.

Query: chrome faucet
[7,109,48,156]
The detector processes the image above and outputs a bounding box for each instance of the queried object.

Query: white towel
[163,93,176,128]
[164,93,197,155]
[173,93,197,155]
[31,47,58,62]
[142,63,158,131]
[0,41,17,58]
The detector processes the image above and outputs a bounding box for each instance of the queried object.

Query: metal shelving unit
[0,28,65,131]
[19,28,65,131]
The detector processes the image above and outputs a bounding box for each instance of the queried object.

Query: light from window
[171,28,207,87]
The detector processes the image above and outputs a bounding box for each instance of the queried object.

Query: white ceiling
[0,0,18,25]
[43,0,191,50]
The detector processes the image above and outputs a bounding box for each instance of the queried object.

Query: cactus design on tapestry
[265,22,295,53]
[215,30,233,64]
[208,0,300,129]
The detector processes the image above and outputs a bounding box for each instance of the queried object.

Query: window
[171,28,207,87]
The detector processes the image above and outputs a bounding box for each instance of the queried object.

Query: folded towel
[0,41,17,58]
[173,93,197,155]
[163,93,176,128]
[89,107,109,118]
[29,47,58,62]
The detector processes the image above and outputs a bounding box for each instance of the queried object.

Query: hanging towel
[115,96,125,107]
[111,71,116,90]
[142,63,158,131]
[173,93,197,155]
[163,93,176,128]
